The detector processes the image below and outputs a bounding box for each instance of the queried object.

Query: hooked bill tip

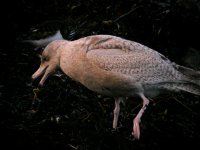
[39,80,44,87]
[31,76,35,81]
[38,83,43,88]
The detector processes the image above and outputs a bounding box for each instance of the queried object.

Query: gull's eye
[41,56,49,62]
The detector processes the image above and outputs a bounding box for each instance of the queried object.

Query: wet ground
[1,0,200,149]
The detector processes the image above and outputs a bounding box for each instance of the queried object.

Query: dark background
[1,0,200,149]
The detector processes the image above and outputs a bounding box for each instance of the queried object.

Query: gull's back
[84,35,200,97]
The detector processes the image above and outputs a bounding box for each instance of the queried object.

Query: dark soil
[1,0,200,149]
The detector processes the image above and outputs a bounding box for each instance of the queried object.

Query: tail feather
[155,82,200,96]
[172,64,200,90]
[176,83,200,95]
[174,64,200,80]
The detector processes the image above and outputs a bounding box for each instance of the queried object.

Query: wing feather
[86,48,178,83]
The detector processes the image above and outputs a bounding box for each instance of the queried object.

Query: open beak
[32,65,48,86]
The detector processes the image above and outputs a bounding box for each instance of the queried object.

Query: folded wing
[86,47,181,84]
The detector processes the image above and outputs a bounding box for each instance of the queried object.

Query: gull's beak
[32,65,48,86]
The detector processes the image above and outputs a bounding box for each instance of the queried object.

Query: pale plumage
[32,35,200,139]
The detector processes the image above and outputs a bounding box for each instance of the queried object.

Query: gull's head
[32,40,65,86]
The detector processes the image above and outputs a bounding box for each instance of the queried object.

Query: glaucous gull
[32,35,200,139]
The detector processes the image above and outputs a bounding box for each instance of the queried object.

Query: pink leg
[132,93,149,139]
[113,97,122,129]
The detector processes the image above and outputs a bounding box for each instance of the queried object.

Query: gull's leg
[132,93,149,139]
[113,97,122,129]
